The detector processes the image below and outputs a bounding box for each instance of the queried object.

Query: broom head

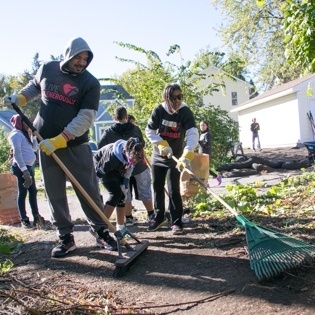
[113,240,149,277]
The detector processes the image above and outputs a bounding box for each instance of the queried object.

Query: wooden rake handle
[172,155,239,217]
[11,104,124,241]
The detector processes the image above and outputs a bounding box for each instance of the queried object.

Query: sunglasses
[171,94,184,101]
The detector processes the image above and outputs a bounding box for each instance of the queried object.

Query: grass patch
[0,228,25,274]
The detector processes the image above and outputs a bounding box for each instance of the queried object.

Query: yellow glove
[157,140,173,158]
[3,94,27,107]
[40,133,68,155]
[177,151,194,172]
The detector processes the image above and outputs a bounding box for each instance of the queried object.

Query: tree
[0,127,11,173]
[282,0,315,73]
[211,0,304,90]
[0,54,42,120]
[103,43,239,167]
[190,48,249,82]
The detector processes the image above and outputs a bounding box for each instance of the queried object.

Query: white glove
[161,146,173,159]
[157,140,173,159]
[4,95,18,106]
[176,151,195,172]
[120,177,130,202]
[120,185,129,202]
[3,94,26,107]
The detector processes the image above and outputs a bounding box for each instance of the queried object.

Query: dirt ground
[1,146,315,314]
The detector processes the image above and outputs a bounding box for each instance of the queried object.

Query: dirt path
[1,146,315,314]
[3,215,315,314]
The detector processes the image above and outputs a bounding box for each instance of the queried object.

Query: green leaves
[190,170,315,220]
[282,0,315,72]
[0,260,14,274]
[213,0,304,87]
[256,0,265,7]
[110,42,239,166]
[0,127,11,173]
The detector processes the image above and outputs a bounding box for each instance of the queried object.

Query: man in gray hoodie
[3,37,117,257]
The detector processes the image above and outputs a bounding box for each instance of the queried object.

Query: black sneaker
[51,234,76,258]
[147,217,168,232]
[171,224,184,235]
[21,220,31,228]
[164,212,171,223]
[33,215,53,229]
[146,213,155,223]
[96,228,118,251]
[33,215,46,227]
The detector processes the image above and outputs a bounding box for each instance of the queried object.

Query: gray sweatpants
[39,143,106,236]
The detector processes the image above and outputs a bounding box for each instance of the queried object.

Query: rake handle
[172,155,239,217]
[11,103,125,242]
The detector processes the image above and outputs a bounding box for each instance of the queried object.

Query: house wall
[94,121,114,143]
[200,67,251,122]
[298,88,315,142]
[237,93,301,148]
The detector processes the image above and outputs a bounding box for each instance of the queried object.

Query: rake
[11,103,149,277]
[173,156,315,282]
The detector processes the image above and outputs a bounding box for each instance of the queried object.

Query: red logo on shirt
[63,84,79,97]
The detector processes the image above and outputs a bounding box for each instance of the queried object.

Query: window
[231,92,238,106]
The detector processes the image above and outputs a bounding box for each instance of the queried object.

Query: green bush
[0,127,11,173]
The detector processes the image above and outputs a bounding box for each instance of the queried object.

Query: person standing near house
[145,83,199,235]
[250,118,261,151]
[8,114,46,228]
[3,37,117,257]
[198,120,222,185]
[98,106,155,228]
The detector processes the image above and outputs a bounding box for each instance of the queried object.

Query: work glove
[157,140,173,158]
[176,151,195,172]
[3,94,27,107]
[22,170,32,189]
[39,133,68,156]
[120,177,130,202]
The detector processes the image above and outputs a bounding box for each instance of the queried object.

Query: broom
[173,156,315,282]
[11,103,148,277]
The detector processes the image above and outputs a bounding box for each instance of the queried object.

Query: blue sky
[1,0,224,79]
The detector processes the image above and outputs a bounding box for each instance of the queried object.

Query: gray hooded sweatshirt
[20,37,100,146]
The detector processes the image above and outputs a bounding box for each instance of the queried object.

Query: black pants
[152,164,183,227]
[11,163,39,221]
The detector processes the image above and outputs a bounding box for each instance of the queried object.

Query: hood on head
[10,114,23,130]
[60,37,93,73]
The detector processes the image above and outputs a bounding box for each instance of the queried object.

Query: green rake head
[238,215,315,282]
[174,160,315,283]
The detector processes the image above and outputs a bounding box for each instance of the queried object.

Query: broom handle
[172,156,239,217]
[11,104,125,241]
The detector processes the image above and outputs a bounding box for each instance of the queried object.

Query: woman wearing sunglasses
[145,83,198,235]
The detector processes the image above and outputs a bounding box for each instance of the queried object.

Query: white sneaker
[125,217,138,227]
[89,228,108,249]
[116,224,125,230]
